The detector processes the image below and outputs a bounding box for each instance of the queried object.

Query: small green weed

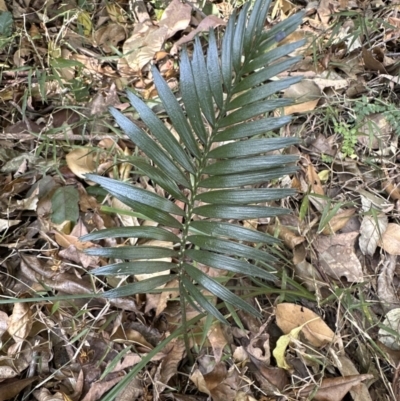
[334,121,358,158]
[352,95,400,137]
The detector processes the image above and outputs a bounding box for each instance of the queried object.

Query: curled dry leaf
[359,214,388,256]
[283,80,321,114]
[378,223,400,255]
[0,365,18,379]
[266,224,304,249]
[321,208,356,235]
[190,363,238,401]
[154,339,186,394]
[207,323,228,363]
[0,377,38,401]
[7,302,33,342]
[170,15,226,54]
[66,148,96,180]
[276,303,335,348]
[313,232,363,282]
[246,321,270,364]
[377,254,398,311]
[94,23,126,53]
[378,308,400,350]
[124,0,191,71]
[296,374,374,401]
[293,244,325,292]
[336,355,374,401]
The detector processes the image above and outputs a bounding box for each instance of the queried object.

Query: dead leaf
[359,214,388,256]
[379,308,400,350]
[314,232,363,282]
[33,388,65,401]
[297,374,374,401]
[190,363,238,401]
[266,224,304,249]
[94,23,126,53]
[378,223,400,255]
[293,244,325,292]
[207,323,228,363]
[81,375,124,401]
[317,0,333,26]
[66,148,96,180]
[154,339,186,395]
[306,162,325,195]
[276,303,335,348]
[0,377,38,401]
[321,208,356,235]
[377,254,398,311]
[170,15,226,54]
[336,355,374,401]
[123,0,191,71]
[7,301,33,342]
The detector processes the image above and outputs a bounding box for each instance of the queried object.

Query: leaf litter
[0,0,400,400]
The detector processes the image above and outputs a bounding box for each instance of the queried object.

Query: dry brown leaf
[266,224,304,249]
[81,375,124,401]
[336,355,374,401]
[33,388,65,401]
[94,23,126,53]
[124,0,191,70]
[284,99,319,114]
[190,363,238,401]
[7,302,33,342]
[276,303,335,347]
[306,162,325,195]
[207,323,228,363]
[314,232,363,282]
[321,208,356,235]
[297,374,374,401]
[317,0,333,25]
[378,223,400,255]
[362,48,387,74]
[154,338,186,394]
[170,15,226,54]
[377,254,398,310]
[359,214,388,256]
[0,377,38,401]
[66,148,96,179]
[0,365,18,379]
[293,244,325,292]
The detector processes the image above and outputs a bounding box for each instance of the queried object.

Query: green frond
[83,0,304,323]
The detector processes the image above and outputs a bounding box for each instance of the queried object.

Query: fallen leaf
[293,244,325,292]
[321,208,356,235]
[266,224,304,249]
[170,15,226,54]
[377,254,398,310]
[314,232,363,282]
[0,377,38,401]
[359,213,388,256]
[7,301,33,342]
[207,323,228,363]
[379,308,400,350]
[154,339,186,394]
[276,303,335,348]
[297,374,374,401]
[378,223,400,255]
[124,0,191,71]
[66,147,96,179]
[336,355,374,401]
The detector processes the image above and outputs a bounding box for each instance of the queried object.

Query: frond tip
[83,0,304,322]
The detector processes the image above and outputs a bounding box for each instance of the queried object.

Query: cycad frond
[82,0,304,323]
